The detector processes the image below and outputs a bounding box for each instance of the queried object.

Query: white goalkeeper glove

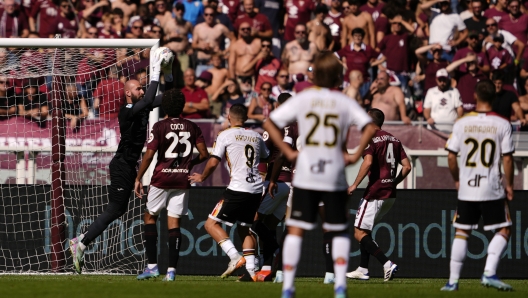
[150,49,162,82]
[162,55,174,83]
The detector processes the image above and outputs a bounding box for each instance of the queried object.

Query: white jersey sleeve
[269,95,300,129]
[501,124,515,154]
[211,132,227,160]
[348,97,372,130]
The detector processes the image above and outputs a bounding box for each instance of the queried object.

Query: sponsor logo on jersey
[468,174,487,187]
[161,168,189,173]
[310,159,332,173]
[170,123,184,130]
[381,179,394,183]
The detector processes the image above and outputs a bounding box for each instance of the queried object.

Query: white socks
[219,239,239,260]
[244,249,256,276]
[282,234,302,292]
[147,264,157,269]
[484,233,508,276]
[167,267,176,272]
[332,236,350,290]
[449,232,468,284]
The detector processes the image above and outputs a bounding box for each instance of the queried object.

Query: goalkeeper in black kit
[69,50,176,274]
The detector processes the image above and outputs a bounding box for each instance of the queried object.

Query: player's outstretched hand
[150,49,162,81]
[347,184,357,195]
[134,179,144,198]
[162,54,174,78]
[188,173,204,184]
[268,181,278,199]
[506,185,514,201]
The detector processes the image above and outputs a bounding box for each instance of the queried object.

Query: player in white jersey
[263,51,377,298]
[442,80,515,292]
[189,104,270,281]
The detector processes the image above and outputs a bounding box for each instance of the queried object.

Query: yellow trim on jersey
[211,200,224,217]
[460,111,479,118]
[225,151,232,175]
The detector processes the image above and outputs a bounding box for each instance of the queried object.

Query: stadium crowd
[0,0,528,132]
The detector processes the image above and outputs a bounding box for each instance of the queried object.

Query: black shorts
[453,198,512,231]
[287,187,349,232]
[209,188,262,226]
[106,157,136,216]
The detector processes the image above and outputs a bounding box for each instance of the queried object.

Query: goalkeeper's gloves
[162,54,174,83]
[150,49,162,82]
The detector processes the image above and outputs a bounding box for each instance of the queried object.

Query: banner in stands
[1,187,527,277]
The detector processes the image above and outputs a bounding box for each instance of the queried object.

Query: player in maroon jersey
[133,89,210,281]
[346,108,411,282]
[251,93,298,281]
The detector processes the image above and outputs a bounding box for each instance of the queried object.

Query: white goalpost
[0,38,160,273]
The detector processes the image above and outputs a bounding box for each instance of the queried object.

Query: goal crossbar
[0,38,160,49]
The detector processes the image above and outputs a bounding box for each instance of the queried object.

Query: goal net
[0,39,159,273]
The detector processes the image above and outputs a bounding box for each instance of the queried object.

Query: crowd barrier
[1,186,527,278]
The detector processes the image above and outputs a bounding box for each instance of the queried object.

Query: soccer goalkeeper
[69,50,176,274]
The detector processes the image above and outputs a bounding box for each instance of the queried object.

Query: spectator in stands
[361,0,384,22]
[0,75,16,120]
[483,18,524,65]
[147,24,163,40]
[192,5,234,76]
[229,22,262,80]
[137,4,160,31]
[29,0,59,38]
[294,64,315,93]
[501,0,528,60]
[99,13,120,38]
[343,70,364,105]
[483,0,508,25]
[93,66,124,119]
[423,68,463,132]
[369,70,411,124]
[336,27,380,97]
[446,52,482,112]
[181,68,210,119]
[111,0,137,28]
[377,14,415,94]
[64,84,89,130]
[282,24,318,78]
[452,31,490,74]
[85,26,99,38]
[519,80,528,126]
[17,79,48,128]
[241,38,281,93]
[78,0,110,38]
[154,0,172,31]
[0,0,29,38]
[415,43,449,94]
[247,82,275,121]
[239,75,258,106]
[207,53,229,99]
[51,0,80,38]
[487,34,512,71]
[211,78,246,120]
[491,71,525,124]
[255,0,282,57]
[165,3,191,72]
[341,0,351,17]
[223,0,242,23]
[135,69,148,91]
[126,18,144,38]
[111,8,125,37]
[196,0,233,31]
[234,0,273,38]
[323,0,343,52]
[307,4,334,51]
[341,0,375,48]
[181,0,205,26]
[463,0,486,42]
[271,68,294,100]
[284,0,315,42]
[195,70,213,90]
[422,0,467,61]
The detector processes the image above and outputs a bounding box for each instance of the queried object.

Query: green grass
[0,276,527,298]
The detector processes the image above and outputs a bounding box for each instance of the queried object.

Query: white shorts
[354,198,395,231]
[146,186,189,218]
[258,181,291,219]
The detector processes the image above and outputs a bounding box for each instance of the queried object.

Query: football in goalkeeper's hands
[156,47,174,67]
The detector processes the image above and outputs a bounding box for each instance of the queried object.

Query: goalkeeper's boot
[274,270,284,283]
[481,274,513,291]
[137,265,160,280]
[220,255,246,279]
[323,272,335,284]
[440,282,459,291]
[69,237,84,274]
[162,271,176,282]
[334,286,347,298]
[281,289,295,298]
[383,262,398,282]
[346,268,370,280]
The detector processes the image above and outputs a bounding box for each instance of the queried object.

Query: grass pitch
[0,276,527,298]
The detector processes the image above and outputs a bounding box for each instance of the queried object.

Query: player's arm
[394,157,412,185]
[267,153,285,198]
[189,142,210,168]
[503,153,514,201]
[348,154,372,195]
[134,149,156,198]
[447,151,460,190]
[152,53,179,108]
[395,90,411,125]
[130,51,164,115]
[346,123,377,165]
[512,102,526,125]
[188,157,220,183]
[262,120,297,162]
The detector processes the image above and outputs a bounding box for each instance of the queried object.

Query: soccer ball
[155,47,174,67]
